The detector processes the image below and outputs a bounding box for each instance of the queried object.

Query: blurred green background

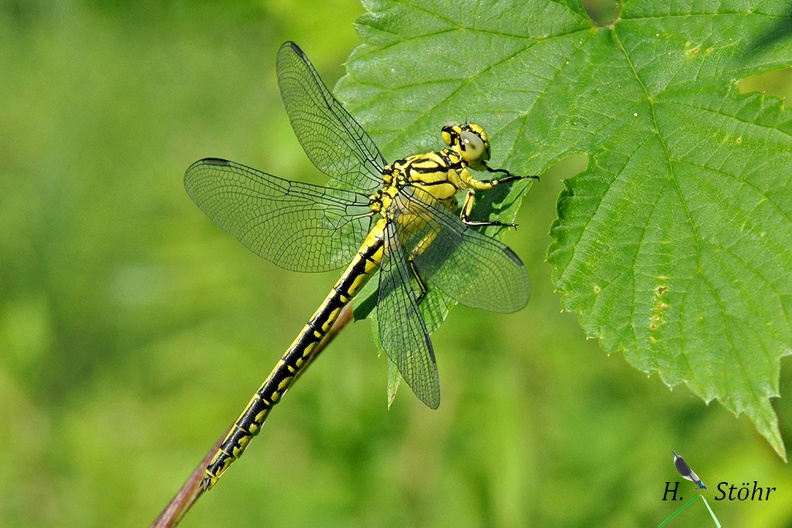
[1,1,790,527]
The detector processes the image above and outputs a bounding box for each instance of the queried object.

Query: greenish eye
[460,130,485,161]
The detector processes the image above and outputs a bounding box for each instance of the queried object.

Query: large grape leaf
[336,0,792,458]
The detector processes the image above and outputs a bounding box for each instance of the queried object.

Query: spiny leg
[461,169,539,228]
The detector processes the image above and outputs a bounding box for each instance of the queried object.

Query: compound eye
[441,121,461,146]
[460,130,486,161]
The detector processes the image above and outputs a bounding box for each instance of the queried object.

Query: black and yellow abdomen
[202,220,386,489]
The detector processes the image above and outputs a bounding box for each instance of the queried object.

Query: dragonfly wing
[400,187,531,313]
[277,42,385,192]
[185,158,372,272]
[377,219,440,409]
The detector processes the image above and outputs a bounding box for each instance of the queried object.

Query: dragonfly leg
[483,166,540,184]
[457,167,538,227]
[459,189,519,228]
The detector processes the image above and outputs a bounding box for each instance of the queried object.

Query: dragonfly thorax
[368,185,400,215]
[382,152,463,204]
[373,123,502,213]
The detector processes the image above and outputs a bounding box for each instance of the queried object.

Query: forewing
[377,219,440,409]
[400,187,531,313]
[277,42,385,192]
[184,158,372,272]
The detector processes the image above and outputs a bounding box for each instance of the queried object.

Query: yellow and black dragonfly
[185,42,534,490]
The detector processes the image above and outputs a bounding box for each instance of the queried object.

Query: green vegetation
[339,0,792,459]
[0,1,789,527]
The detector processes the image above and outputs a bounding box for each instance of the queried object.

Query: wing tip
[425,395,441,410]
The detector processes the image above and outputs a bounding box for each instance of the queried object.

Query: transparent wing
[398,187,531,313]
[185,158,373,272]
[377,219,440,409]
[277,41,385,192]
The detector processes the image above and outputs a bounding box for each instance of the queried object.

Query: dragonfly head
[442,122,492,169]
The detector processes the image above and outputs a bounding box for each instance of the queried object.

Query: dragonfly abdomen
[202,220,386,490]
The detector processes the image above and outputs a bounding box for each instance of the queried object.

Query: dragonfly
[673,450,708,490]
[185,41,535,491]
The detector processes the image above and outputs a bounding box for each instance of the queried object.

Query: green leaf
[337,0,792,457]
